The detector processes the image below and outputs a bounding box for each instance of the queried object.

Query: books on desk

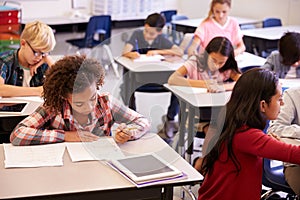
[107,153,186,187]
[133,54,165,63]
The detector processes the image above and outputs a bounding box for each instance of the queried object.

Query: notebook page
[66,137,125,162]
[3,143,66,168]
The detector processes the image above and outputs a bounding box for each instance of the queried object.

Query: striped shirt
[10,93,150,145]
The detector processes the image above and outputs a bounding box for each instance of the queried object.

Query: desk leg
[161,186,174,200]
[186,105,196,164]
[178,100,187,157]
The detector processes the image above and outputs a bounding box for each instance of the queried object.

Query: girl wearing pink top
[188,0,245,57]
[168,36,240,92]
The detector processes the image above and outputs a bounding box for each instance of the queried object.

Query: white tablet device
[0,101,29,115]
[110,153,182,184]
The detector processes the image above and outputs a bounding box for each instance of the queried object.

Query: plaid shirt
[10,93,150,145]
[0,49,48,86]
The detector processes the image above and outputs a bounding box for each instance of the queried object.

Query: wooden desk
[115,56,184,105]
[242,25,300,56]
[0,134,203,200]
[171,17,262,34]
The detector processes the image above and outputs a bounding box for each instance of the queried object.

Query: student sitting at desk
[0,21,56,97]
[187,0,245,57]
[262,32,300,78]
[168,36,240,141]
[122,12,183,59]
[267,86,300,196]
[10,55,150,146]
[121,12,183,138]
[198,68,300,200]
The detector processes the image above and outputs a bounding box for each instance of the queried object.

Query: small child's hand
[129,52,140,59]
[146,50,158,56]
[206,79,225,93]
[268,132,282,142]
[115,123,132,144]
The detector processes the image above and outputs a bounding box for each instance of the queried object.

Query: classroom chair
[179,33,194,54]
[261,17,282,58]
[261,158,297,200]
[171,14,189,45]
[262,18,282,28]
[160,10,177,37]
[66,15,119,77]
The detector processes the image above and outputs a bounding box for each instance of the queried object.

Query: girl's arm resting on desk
[10,107,66,146]
[64,130,99,142]
[168,66,208,88]
[235,128,300,165]
[0,84,42,97]
[108,95,150,140]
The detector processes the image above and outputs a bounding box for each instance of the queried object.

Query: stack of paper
[107,153,186,187]
[3,143,66,168]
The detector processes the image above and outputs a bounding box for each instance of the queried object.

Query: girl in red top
[198,68,300,200]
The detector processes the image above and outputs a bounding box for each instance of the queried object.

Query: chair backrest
[262,18,282,28]
[179,33,194,54]
[160,10,177,23]
[171,15,189,45]
[84,15,111,47]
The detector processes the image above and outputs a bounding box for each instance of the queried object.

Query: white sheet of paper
[133,54,165,63]
[172,86,208,94]
[3,143,66,168]
[66,137,125,162]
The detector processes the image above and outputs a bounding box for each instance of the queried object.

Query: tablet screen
[0,103,27,113]
[117,154,173,177]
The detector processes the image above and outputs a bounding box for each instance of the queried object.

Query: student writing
[187,0,245,57]
[0,21,56,97]
[10,55,150,145]
[262,32,300,78]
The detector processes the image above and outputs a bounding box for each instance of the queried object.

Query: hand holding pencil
[115,123,137,144]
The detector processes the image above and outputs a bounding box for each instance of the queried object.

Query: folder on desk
[107,153,186,187]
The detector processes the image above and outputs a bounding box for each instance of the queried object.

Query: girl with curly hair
[10,55,150,145]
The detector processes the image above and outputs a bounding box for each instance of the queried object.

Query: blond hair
[20,21,56,52]
[204,0,231,21]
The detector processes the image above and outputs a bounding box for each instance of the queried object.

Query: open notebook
[108,153,185,187]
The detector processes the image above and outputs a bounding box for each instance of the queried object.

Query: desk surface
[115,56,184,72]
[242,25,300,40]
[171,17,262,28]
[0,96,43,117]
[0,134,202,199]
[236,52,266,68]
[22,16,90,25]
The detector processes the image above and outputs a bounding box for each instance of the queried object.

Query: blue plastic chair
[262,18,282,28]
[66,15,111,49]
[171,14,189,45]
[160,10,177,36]
[261,119,297,199]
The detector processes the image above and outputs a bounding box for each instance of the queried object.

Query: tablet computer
[0,101,29,115]
[110,153,182,184]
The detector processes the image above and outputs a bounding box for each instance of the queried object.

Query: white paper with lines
[3,143,66,168]
[66,137,125,162]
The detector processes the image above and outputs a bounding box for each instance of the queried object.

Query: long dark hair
[195,36,240,74]
[201,68,278,176]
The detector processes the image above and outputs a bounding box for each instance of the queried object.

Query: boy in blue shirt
[122,13,183,138]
